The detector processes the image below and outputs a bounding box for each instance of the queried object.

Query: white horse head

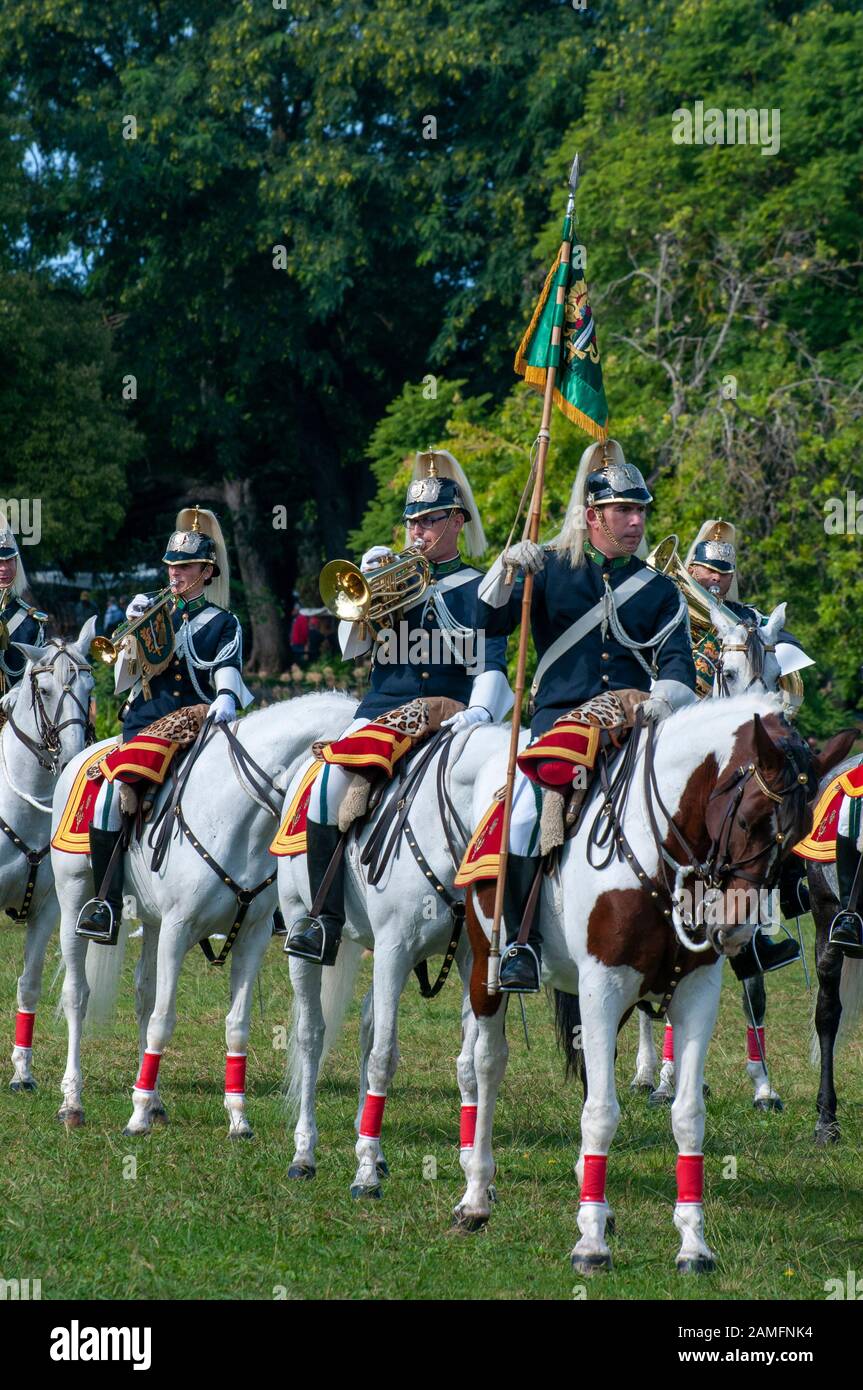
[708,602,784,699]
[12,620,96,776]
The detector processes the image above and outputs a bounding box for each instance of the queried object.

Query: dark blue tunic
[121,597,245,740]
[479,546,697,736]
[354,559,509,722]
[0,597,48,685]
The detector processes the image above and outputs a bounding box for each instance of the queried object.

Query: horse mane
[237,688,358,731]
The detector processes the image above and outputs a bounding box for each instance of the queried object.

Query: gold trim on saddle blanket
[270,760,324,857]
[51,742,120,853]
[793,762,863,863]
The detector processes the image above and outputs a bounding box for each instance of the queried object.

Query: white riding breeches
[92,777,124,832]
[508,768,544,857]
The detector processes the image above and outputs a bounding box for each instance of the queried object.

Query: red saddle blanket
[52,735,178,854]
[793,760,863,863]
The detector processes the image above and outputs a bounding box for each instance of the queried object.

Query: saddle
[538,690,646,855]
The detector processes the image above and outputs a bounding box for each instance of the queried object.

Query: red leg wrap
[15,1011,35,1048]
[459,1104,478,1149]
[676,1153,704,1204]
[359,1091,386,1139]
[579,1153,608,1205]
[746,1026,766,1063]
[225,1053,247,1095]
[662,1022,674,1062]
[135,1050,162,1092]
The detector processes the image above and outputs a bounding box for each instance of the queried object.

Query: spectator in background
[75,590,100,635]
[290,601,309,665]
[103,594,124,633]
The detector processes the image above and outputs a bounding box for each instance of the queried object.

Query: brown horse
[457,696,851,1273]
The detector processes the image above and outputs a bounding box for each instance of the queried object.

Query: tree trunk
[223,476,288,675]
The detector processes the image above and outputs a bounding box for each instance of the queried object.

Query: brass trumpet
[319,545,431,630]
[90,587,174,665]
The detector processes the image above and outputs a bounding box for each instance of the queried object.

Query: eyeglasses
[406,512,450,530]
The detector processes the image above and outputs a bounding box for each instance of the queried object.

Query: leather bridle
[4,642,94,774]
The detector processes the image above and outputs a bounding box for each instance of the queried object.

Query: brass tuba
[319,545,431,631]
[645,534,742,646]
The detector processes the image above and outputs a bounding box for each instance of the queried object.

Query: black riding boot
[828,831,863,955]
[76,827,125,946]
[284,821,345,967]
[730,926,801,981]
[498,854,542,994]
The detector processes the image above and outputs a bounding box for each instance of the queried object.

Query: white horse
[50,691,355,1135]
[456,696,833,1272]
[632,603,797,1109]
[281,724,486,1196]
[2,624,96,1091]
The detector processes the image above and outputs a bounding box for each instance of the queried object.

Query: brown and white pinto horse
[455,695,847,1273]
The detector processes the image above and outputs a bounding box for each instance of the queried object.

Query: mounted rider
[684,518,815,974]
[466,439,698,993]
[0,516,48,697]
[285,450,513,967]
[73,507,254,942]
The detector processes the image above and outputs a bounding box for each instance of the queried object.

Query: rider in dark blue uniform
[286,450,513,966]
[78,506,253,940]
[0,518,48,694]
[477,439,697,992]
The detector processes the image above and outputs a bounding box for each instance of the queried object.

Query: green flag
[514,242,609,441]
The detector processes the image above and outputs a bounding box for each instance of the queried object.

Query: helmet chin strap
[594,507,634,557]
[420,510,460,563]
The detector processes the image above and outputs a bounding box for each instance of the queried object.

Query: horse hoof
[376,1159,390,1179]
[677,1255,716,1275]
[122,1126,150,1138]
[58,1109,84,1127]
[753,1097,783,1113]
[350,1184,382,1200]
[10,1079,37,1093]
[648,1089,673,1107]
[815,1124,840,1146]
[229,1129,254,1140]
[288,1163,316,1180]
[630,1080,653,1094]
[450,1211,488,1234]
[571,1251,612,1275]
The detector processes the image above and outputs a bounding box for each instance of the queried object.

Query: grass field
[1,917,862,1302]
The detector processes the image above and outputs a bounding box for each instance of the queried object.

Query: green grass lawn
[1,918,861,1301]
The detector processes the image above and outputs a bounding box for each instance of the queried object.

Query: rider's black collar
[429,555,463,579]
[175,593,209,616]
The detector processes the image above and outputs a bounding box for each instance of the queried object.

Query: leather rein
[1,642,94,922]
[586,712,811,1015]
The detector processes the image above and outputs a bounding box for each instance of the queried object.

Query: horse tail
[836,956,863,1050]
[83,920,130,1033]
[284,938,365,1112]
[553,987,585,1083]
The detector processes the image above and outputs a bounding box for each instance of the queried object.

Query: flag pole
[487,154,580,994]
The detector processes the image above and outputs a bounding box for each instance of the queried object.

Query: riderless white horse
[281,723,485,1197]
[454,696,835,1272]
[631,603,806,1110]
[51,691,354,1136]
[2,624,96,1091]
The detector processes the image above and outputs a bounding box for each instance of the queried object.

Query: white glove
[208,694,236,724]
[640,693,673,723]
[503,540,546,574]
[126,593,150,620]
[360,546,395,574]
[441,706,493,734]
[641,678,697,723]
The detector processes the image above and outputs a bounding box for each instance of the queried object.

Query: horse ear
[13,641,43,665]
[71,614,98,660]
[761,602,786,646]
[812,727,859,783]
[710,602,738,641]
[752,712,784,770]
